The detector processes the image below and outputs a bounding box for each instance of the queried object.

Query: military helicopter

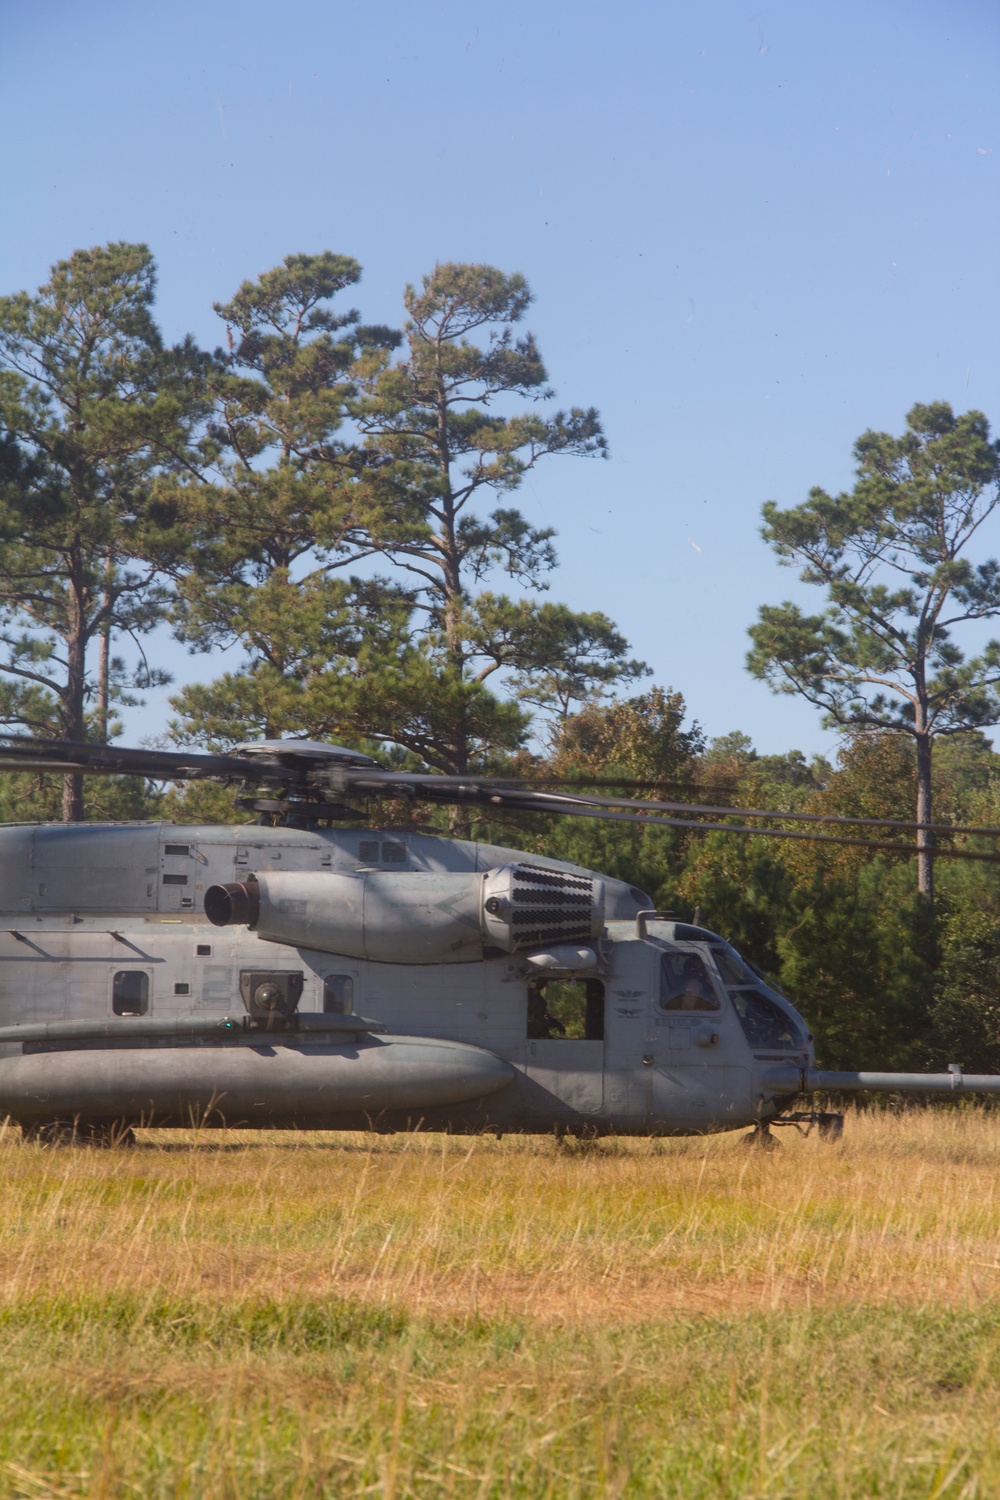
[1,733,1000,1147]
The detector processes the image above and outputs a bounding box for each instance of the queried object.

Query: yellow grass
[3,1109,1000,1496]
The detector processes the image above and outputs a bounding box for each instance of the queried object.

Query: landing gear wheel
[816,1111,844,1142]
[741,1123,780,1150]
[89,1120,137,1149]
[22,1120,76,1146]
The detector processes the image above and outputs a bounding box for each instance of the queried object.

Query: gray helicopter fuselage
[0,821,815,1135]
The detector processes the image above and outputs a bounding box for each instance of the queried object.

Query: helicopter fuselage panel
[0,822,817,1136]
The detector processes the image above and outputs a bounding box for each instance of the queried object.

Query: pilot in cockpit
[659,952,721,1012]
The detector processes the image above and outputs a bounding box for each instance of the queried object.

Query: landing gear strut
[765,1109,845,1143]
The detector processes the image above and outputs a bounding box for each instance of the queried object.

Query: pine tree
[347,263,644,774]
[0,243,204,818]
[748,402,1000,902]
[167,252,403,747]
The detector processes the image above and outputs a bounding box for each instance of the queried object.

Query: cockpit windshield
[710,944,755,987]
[728,988,805,1049]
[705,944,806,1050]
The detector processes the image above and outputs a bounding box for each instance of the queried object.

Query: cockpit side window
[658,952,721,1012]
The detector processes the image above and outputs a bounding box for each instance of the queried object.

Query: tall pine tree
[0,243,204,818]
[346,262,644,773]
[168,252,403,746]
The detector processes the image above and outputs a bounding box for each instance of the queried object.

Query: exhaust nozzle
[204,877,260,928]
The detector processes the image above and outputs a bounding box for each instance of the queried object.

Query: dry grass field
[4,1109,1000,1497]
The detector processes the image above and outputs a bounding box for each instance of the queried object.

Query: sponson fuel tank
[205,862,606,963]
[0,1035,516,1127]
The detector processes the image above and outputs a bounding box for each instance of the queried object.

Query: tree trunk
[915,727,934,906]
[61,657,86,822]
[95,551,113,744]
[62,550,87,823]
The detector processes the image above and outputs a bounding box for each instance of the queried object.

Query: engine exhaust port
[204,877,260,928]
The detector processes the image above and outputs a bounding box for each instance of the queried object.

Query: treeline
[0,243,639,817]
[2,242,1000,1072]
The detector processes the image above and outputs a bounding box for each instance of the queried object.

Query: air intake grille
[507,865,598,950]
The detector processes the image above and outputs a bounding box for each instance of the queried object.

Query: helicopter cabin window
[112,970,149,1016]
[381,841,406,863]
[323,975,354,1014]
[527,977,604,1041]
[359,840,379,862]
[658,952,720,1012]
[729,989,804,1050]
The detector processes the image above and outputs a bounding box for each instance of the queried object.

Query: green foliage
[928,899,1000,1072]
[167,252,405,749]
[551,687,703,782]
[159,778,251,826]
[775,860,935,1070]
[749,402,1000,898]
[500,688,704,906]
[0,243,205,816]
[0,770,161,823]
[678,833,793,973]
[749,403,1000,740]
[170,256,644,775]
[346,261,642,770]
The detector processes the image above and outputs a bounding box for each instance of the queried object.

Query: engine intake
[480,864,601,951]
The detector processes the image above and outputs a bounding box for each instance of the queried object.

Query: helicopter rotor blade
[523,788,1000,838]
[3,736,999,861]
[330,765,1000,839]
[494,799,1000,862]
[0,738,263,782]
[0,736,374,787]
[320,768,1000,861]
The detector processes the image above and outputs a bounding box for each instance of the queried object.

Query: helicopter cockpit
[636,919,813,1062]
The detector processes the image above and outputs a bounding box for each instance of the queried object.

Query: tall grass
[2,1110,1000,1496]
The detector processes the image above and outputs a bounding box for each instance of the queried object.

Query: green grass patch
[2,1298,1000,1496]
[3,1116,1000,1495]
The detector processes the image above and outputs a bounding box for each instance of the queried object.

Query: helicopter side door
[603,938,655,1123]
[644,944,754,1132]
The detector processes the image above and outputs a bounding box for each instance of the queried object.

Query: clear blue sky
[1,0,998,758]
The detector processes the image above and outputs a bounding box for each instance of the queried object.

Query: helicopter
[1,733,1000,1147]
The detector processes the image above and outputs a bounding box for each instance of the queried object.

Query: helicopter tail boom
[763,1064,1000,1095]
